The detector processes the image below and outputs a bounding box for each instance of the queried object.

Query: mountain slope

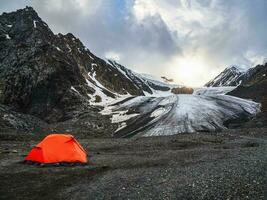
[205,65,247,87]
[0,104,49,134]
[228,63,267,127]
[0,7,175,125]
[107,60,176,96]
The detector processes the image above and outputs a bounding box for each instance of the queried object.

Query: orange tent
[25,134,87,164]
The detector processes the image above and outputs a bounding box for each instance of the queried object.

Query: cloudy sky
[1,0,267,87]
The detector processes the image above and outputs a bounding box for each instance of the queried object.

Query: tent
[25,134,87,164]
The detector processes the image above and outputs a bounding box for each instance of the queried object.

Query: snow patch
[227,65,248,73]
[116,122,127,132]
[70,86,80,95]
[150,107,167,118]
[5,34,11,39]
[55,46,62,51]
[33,20,37,28]
[66,44,72,52]
[85,77,115,106]
[194,87,236,96]
[88,71,111,92]
[111,110,139,123]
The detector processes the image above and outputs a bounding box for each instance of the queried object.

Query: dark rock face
[228,63,267,127]
[235,63,267,86]
[205,66,246,87]
[0,7,165,124]
[0,7,93,122]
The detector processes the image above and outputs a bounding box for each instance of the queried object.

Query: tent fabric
[25,134,87,164]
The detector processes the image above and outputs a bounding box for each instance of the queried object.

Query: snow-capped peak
[226,65,248,73]
[205,65,248,87]
[107,59,179,97]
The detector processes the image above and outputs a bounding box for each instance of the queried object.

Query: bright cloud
[131,0,267,85]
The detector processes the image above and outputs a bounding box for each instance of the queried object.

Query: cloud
[30,0,180,75]
[105,51,121,61]
[131,0,267,86]
[1,0,267,86]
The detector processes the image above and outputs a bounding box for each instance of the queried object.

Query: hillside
[228,63,267,127]
[0,7,177,135]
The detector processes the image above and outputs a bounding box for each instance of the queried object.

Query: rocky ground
[0,128,266,200]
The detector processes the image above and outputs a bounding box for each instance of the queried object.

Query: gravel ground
[0,129,266,200]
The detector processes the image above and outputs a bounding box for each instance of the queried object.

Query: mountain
[205,65,248,87]
[203,61,267,128]
[0,7,261,136]
[0,7,178,134]
[107,60,177,96]
[228,63,267,127]
[0,7,174,120]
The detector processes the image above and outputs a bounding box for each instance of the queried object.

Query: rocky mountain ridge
[205,62,267,127]
[0,8,174,115]
[205,65,248,87]
[228,63,267,127]
[0,6,179,135]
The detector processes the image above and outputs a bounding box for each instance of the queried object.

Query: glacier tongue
[193,86,236,95]
[102,94,260,137]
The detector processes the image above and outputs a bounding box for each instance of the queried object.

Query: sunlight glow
[166,55,209,87]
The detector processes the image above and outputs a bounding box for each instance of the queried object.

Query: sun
[177,61,195,77]
[167,56,207,87]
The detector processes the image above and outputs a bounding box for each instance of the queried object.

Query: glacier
[101,89,260,137]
